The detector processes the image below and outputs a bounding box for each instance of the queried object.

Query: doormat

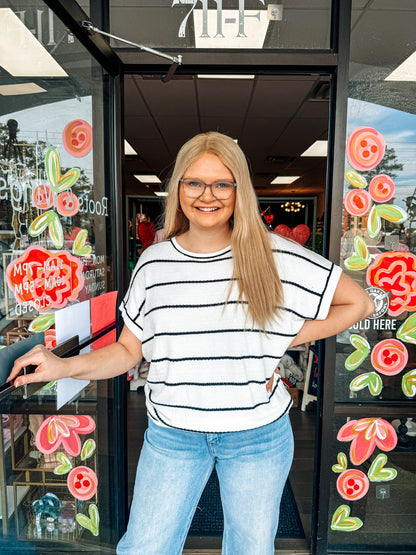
[188,469,305,538]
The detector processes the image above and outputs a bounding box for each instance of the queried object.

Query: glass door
[0,1,123,551]
[317,1,416,552]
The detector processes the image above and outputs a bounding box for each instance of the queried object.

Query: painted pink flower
[67,466,98,500]
[36,415,95,457]
[337,418,397,465]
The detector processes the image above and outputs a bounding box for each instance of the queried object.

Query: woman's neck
[176,227,232,253]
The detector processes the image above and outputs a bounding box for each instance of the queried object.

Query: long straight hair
[164,132,283,330]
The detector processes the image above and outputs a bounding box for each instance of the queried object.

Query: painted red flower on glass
[366,252,416,317]
[337,469,369,501]
[337,418,397,466]
[36,415,96,457]
[44,329,57,350]
[6,246,84,313]
[67,466,98,500]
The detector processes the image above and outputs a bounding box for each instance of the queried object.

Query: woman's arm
[289,272,375,347]
[8,325,143,388]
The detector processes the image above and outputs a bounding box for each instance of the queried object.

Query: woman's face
[179,152,236,235]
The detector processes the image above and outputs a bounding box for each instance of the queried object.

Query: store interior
[124,72,330,552]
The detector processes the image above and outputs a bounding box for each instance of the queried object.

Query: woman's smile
[179,152,236,234]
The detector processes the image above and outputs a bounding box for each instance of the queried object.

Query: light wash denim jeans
[117,414,294,555]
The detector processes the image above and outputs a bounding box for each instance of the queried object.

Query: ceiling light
[0,8,68,77]
[154,191,168,197]
[300,140,328,157]
[385,51,416,81]
[193,10,269,49]
[197,74,255,79]
[271,176,300,185]
[134,174,161,183]
[0,83,46,95]
[281,201,305,213]
[124,140,138,155]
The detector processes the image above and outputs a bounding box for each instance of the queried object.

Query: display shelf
[0,485,29,520]
[12,450,77,476]
[3,425,26,453]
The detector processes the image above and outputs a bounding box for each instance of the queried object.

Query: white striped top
[120,233,342,433]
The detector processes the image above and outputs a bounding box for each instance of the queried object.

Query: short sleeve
[312,262,342,320]
[272,235,343,321]
[119,264,145,341]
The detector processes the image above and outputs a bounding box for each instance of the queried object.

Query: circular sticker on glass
[365,286,389,319]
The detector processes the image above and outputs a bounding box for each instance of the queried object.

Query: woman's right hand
[7,344,71,388]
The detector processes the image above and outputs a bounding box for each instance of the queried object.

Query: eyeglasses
[180,178,236,200]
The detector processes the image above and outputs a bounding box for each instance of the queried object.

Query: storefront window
[109,0,332,51]
[0,1,118,551]
[0,2,114,353]
[329,1,416,550]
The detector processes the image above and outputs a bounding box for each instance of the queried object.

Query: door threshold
[183,537,311,554]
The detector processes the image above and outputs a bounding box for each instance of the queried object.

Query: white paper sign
[55,300,91,409]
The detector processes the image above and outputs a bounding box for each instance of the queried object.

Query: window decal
[366,251,416,316]
[6,245,84,313]
[35,414,96,457]
[346,126,385,171]
[337,418,397,466]
[331,505,363,532]
[62,119,93,158]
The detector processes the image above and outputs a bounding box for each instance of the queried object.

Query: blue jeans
[117,414,294,555]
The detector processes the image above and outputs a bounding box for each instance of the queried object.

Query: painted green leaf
[345,335,370,371]
[28,211,54,237]
[345,349,368,371]
[350,372,383,396]
[331,505,363,532]
[45,147,80,192]
[45,148,60,191]
[350,334,370,351]
[73,229,92,255]
[397,313,416,345]
[354,236,369,260]
[367,204,381,238]
[332,452,348,473]
[28,313,55,333]
[344,169,367,188]
[81,438,96,461]
[76,504,99,536]
[376,203,407,224]
[54,452,72,475]
[402,369,416,398]
[48,212,64,249]
[89,504,99,528]
[56,168,81,193]
[344,255,370,271]
[368,453,397,482]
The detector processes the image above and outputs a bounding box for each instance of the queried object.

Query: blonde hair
[164,132,283,330]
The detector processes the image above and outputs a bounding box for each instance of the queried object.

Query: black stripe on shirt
[141,328,296,345]
[147,376,277,387]
[146,277,234,291]
[170,238,231,259]
[273,249,332,272]
[278,306,314,319]
[281,280,322,297]
[133,299,145,323]
[150,354,284,363]
[148,380,282,412]
[125,254,233,306]
[313,262,334,319]
[121,300,143,331]
[149,394,292,434]
[144,300,247,317]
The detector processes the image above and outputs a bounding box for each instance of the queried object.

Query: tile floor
[127,390,316,555]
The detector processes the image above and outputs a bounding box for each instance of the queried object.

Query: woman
[9,132,374,555]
